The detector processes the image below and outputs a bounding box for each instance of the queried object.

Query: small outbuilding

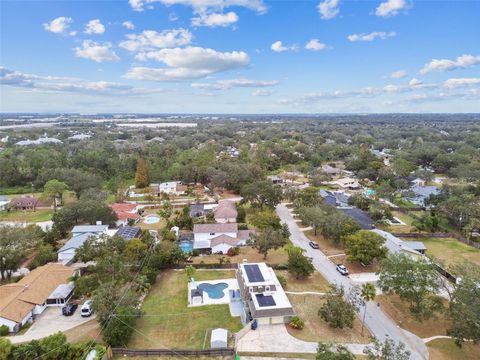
[210,328,228,349]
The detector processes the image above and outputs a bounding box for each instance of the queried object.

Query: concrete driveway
[276,203,428,360]
[10,306,95,344]
[237,324,367,355]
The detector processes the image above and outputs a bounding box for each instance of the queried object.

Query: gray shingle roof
[71,225,108,234]
[58,233,96,253]
[340,208,374,229]
[194,223,238,233]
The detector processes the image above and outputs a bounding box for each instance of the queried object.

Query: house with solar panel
[115,226,142,241]
[236,262,294,325]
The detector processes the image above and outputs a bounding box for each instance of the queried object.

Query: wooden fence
[110,347,235,357]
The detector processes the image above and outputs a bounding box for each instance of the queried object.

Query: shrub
[0,324,9,336]
[191,249,200,257]
[289,316,304,330]
[227,247,240,257]
[277,274,287,288]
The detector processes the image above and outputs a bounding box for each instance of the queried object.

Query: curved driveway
[276,203,428,360]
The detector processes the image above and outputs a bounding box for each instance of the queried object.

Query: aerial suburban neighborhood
[1,1,480,360]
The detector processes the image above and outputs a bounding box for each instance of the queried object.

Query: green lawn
[427,339,480,360]
[403,237,480,268]
[0,209,52,222]
[129,269,243,349]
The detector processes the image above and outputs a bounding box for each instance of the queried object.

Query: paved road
[276,204,428,360]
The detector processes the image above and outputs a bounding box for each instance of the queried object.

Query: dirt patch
[64,319,102,344]
[304,230,344,256]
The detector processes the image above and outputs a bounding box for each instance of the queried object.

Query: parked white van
[81,300,93,317]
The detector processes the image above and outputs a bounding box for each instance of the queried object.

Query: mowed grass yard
[427,338,480,360]
[0,209,52,222]
[403,237,480,268]
[129,269,243,350]
[377,295,451,338]
[192,246,288,265]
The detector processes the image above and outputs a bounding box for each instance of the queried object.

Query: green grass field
[129,270,243,349]
[427,338,480,360]
[403,237,480,268]
[0,209,53,222]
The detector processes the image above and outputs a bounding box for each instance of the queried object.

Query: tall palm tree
[361,282,377,336]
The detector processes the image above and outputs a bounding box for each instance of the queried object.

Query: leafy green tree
[29,242,56,270]
[236,205,246,223]
[378,253,443,321]
[0,225,41,280]
[185,265,196,280]
[363,337,410,360]
[360,283,377,336]
[411,213,440,233]
[38,332,68,359]
[298,206,324,235]
[287,246,315,279]
[102,306,136,347]
[42,179,68,212]
[319,285,357,329]
[157,200,173,221]
[241,180,282,209]
[447,263,480,345]
[248,226,288,259]
[123,238,148,266]
[316,342,355,360]
[318,209,360,244]
[392,158,416,178]
[9,340,41,360]
[344,230,387,265]
[0,338,12,360]
[249,209,282,230]
[134,158,150,188]
[294,187,323,208]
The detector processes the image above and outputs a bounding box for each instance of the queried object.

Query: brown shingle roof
[194,223,238,233]
[210,234,239,247]
[213,200,238,219]
[0,263,75,323]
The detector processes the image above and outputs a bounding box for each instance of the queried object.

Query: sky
[0,0,479,114]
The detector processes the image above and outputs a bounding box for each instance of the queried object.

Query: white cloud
[122,21,135,30]
[409,78,423,87]
[129,0,267,14]
[389,70,407,79]
[84,19,105,34]
[305,39,327,51]
[375,0,408,17]
[347,31,396,42]
[317,0,340,20]
[420,54,480,74]
[169,12,179,21]
[252,89,272,96]
[443,78,480,88]
[124,46,250,81]
[119,29,193,52]
[43,16,73,34]
[191,11,238,27]
[74,41,120,62]
[0,66,162,96]
[271,41,297,53]
[191,78,278,90]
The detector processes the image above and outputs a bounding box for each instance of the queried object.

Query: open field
[403,237,480,268]
[427,338,480,360]
[191,246,288,265]
[129,269,243,349]
[0,209,52,222]
[377,295,450,338]
[286,294,371,344]
[275,269,330,293]
[304,230,344,256]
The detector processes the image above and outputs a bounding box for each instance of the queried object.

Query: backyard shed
[210,328,228,349]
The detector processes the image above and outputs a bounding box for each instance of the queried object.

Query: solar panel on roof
[116,226,141,240]
[256,294,276,307]
[244,264,264,283]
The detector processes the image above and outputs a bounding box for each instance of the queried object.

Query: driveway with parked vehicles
[9,306,95,344]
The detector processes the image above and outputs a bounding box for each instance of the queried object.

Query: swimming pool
[197,282,228,299]
[143,215,160,224]
[179,241,193,253]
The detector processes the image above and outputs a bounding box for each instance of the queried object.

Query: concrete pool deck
[188,278,239,307]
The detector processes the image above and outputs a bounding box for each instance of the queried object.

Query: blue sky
[0,0,479,113]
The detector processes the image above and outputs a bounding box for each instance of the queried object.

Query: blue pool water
[197,282,228,299]
[143,215,160,224]
[179,241,193,253]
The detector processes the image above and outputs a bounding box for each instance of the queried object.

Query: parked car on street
[336,264,349,276]
[81,300,93,317]
[309,241,320,249]
[62,303,78,316]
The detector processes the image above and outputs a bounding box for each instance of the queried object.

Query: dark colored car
[309,241,320,249]
[62,303,78,316]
